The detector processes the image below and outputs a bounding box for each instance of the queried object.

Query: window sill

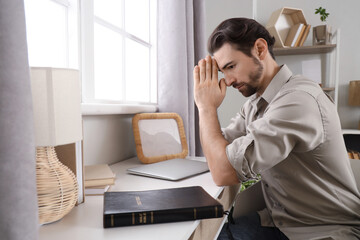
[81,103,158,115]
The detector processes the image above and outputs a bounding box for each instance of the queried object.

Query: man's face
[213,43,264,97]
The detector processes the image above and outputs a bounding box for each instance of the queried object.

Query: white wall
[206,0,360,129]
[83,115,136,165]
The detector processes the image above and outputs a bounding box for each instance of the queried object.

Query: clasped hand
[193,56,227,112]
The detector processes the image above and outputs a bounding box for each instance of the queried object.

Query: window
[24,0,157,108]
[24,0,78,69]
[81,0,157,105]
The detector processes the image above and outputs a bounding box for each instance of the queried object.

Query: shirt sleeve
[221,104,248,143]
[226,90,324,181]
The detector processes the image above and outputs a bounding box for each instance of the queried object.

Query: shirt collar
[249,64,293,108]
[261,64,293,104]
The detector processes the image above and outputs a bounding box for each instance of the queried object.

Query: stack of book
[84,164,115,196]
[284,23,311,47]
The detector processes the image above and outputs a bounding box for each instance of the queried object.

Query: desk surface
[39,157,224,240]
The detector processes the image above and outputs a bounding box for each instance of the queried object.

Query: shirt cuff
[225,135,253,181]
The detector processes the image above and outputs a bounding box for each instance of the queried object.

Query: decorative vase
[36,146,78,224]
[313,24,332,45]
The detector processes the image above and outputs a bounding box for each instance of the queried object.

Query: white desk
[39,157,240,240]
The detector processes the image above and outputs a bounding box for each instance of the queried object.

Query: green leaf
[315,6,329,22]
[240,174,261,192]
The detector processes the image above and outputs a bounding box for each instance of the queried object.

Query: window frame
[25,0,158,115]
[80,0,158,112]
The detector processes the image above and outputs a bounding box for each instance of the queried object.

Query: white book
[284,23,304,47]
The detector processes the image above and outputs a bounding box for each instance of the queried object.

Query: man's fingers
[199,59,206,83]
[205,55,212,80]
[219,78,227,96]
[212,58,218,82]
[197,56,218,84]
[193,65,200,86]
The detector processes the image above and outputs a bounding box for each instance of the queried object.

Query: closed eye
[221,61,235,72]
[227,65,234,70]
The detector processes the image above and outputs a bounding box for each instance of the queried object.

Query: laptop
[126,158,209,181]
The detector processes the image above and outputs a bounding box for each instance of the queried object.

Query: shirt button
[278,221,283,226]
[265,183,269,188]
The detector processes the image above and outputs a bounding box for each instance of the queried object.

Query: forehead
[213,43,250,68]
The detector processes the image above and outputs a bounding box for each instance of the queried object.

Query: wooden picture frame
[132,113,188,164]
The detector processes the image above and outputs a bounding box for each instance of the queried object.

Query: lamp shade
[30,67,82,146]
[348,80,360,106]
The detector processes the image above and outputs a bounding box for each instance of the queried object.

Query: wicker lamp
[30,67,82,224]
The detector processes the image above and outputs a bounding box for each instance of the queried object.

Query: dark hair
[208,18,276,60]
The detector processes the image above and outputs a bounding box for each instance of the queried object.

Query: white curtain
[157,0,206,156]
[0,0,39,239]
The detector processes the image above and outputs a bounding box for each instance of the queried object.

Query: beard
[236,56,264,97]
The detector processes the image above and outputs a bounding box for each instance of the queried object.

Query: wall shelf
[273,44,336,56]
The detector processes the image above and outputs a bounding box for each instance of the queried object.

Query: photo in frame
[132,113,189,164]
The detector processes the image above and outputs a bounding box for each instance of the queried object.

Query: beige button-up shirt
[223,65,360,239]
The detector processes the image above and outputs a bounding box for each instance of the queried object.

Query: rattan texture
[36,146,78,224]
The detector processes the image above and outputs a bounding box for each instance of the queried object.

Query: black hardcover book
[103,186,224,228]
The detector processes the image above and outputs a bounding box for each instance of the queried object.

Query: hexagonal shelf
[266,7,308,48]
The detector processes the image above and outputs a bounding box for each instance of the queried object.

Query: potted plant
[313,7,332,45]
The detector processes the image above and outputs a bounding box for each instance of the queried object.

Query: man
[193,18,360,240]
